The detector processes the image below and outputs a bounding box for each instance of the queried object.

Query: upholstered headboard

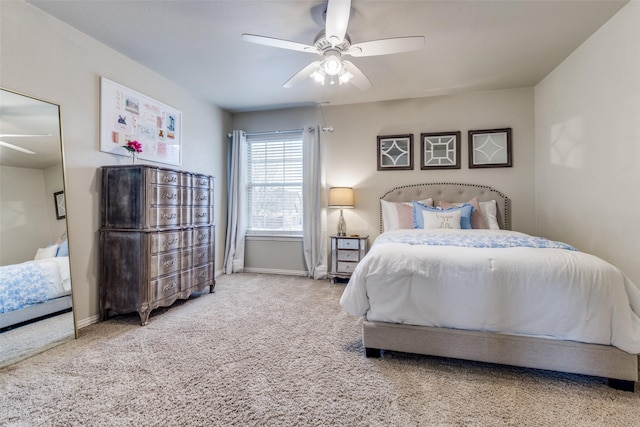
[379,182,510,232]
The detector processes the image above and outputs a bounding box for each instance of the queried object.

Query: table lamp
[328,187,355,236]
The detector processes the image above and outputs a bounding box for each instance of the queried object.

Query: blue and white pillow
[56,239,69,257]
[412,202,474,229]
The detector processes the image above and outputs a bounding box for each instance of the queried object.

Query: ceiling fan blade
[345,36,425,57]
[325,0,351,46]
[342,60,372,91]
[241,34,320,55]
[0,140,36,155]
[283,61,323,88]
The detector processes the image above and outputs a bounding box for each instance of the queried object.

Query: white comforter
[340,229,640,354]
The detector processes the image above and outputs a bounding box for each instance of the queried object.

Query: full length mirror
[0,87,76,368]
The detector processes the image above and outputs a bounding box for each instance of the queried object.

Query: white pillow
[381,198,433,232]
[479,200,500,230]
[34,244,59,260]
[422,209,462,229]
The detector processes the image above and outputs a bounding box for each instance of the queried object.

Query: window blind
[246,131,303,235]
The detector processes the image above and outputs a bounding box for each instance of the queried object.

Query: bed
[340,183,640,391]
[0,253,73,331]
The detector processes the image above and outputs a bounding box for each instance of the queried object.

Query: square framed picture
[420,131,461,170]
[54,191,66,220]
[377,134,413,171]
[468,128,512,168]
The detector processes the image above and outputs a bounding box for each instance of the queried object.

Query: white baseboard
[242,267,309,277]
[76,314,100,330]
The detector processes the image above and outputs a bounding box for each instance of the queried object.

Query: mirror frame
[0,87,77,367]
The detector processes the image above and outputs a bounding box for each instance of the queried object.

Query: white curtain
[223,130,247,274]
[303,126,327,279]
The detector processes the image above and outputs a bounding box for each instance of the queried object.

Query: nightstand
[329,235,368,283]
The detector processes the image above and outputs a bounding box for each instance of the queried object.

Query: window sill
[245,234,302,242]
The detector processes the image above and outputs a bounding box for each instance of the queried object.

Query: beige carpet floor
[1,273,638,426]
[0,311,75,369]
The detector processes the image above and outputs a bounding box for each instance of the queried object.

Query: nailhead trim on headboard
[379,182,510,233]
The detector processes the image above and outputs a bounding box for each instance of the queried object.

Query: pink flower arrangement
[123,140,143,163]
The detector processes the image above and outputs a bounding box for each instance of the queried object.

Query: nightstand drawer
[337,261,358,274]
[337,250,360,261]
[337,239,360,249]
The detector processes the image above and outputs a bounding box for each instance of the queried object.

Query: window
[246,131,303,235]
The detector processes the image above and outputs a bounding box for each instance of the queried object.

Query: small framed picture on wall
[377,134,413,171]
[420,131,461,170]
[468,128,512,168]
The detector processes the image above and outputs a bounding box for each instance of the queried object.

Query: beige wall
[0,166,57,265]
[234,88,536,273]
[535,1,640,284]
[1,1,231,327]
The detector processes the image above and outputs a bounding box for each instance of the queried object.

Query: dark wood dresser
[99,165,215,325]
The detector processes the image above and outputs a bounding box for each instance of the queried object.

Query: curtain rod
[228,128,313,138]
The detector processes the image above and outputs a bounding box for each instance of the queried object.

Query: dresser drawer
[337,239,360,250]
[337,250,360,262]
[192,243,213,267]
[193,226,213,245]
[192,207,212,225]
[192,175,212,190]
[150,250,181,279]
[149,231,182,254]
[150,273,180,301]
[192,263,213,287]
[148,168,180,186]
[148,207,180,228]
[336,261,358,274]
[148,184,180,206]
[192,188,212,206]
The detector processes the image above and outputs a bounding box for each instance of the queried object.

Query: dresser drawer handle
[197,272,206,280]
[162,175,177,183]
[163,260,176,268]
[196,194,208,201]
[161,213,177,220]
[195,212,208,218]
[163,238,177,247]
[162,281,177,292]
[198,233,208,241]
[196,179,208,186]
[162,193,178,200]
[196,252,206,260]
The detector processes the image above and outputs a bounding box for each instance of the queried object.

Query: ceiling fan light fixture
[323,53,343,76]
[310,68,326,84]
[338,69,353,85]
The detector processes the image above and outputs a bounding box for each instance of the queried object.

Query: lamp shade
[328,187,355,208]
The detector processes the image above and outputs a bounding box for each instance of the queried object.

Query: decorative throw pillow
[422,209,462,230]
[412,202,474,229]
[439,196,487,229]
[381,198,433,231]
[56,239,69,257]
[34,244,59,260]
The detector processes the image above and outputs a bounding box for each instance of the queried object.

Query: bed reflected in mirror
[0,87,76,368]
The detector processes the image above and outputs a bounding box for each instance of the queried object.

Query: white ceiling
[26,0,627,113]
[0,89,62,169]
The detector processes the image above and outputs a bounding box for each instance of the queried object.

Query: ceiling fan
[241,0,425,90]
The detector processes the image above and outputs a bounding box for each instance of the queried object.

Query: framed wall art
[54,191,66,220]
[420,131,461,170]
[100,77,182,166]
[468,128,512,168]
[377,134,413,171]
